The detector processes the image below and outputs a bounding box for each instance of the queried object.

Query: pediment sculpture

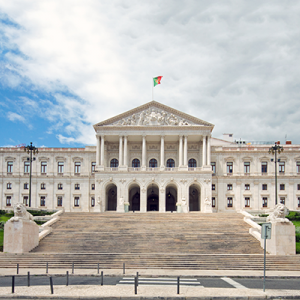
[112,107,195,126]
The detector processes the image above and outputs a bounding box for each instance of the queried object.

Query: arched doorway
[165,185,177,211]
[129,184,140,211]
[106,184,117,211]
[147,184,159,211]
[189,184,200,211]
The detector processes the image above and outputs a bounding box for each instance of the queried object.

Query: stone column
[142,135,146,170]
[202,135,207,167]
[207,135,211,166]
[119,136,123,166]
[96,135,100,166]
[160,135,165,169]
[100,136,105,166]
[184,136,188,166]
[179,135,183,167]
[123,135,128,167]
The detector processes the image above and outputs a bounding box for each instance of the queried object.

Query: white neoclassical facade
[1,101,300,213]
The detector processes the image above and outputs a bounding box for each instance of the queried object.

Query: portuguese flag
[153,76,163,87]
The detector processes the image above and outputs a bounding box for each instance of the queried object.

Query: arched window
[166,159,175,168]
[110,159,119,168]
[149,159,157,168]
[188,159,197,168]
[132,159,140,168]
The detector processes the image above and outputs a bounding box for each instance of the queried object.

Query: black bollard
[46,262,48,274]
[101,271,103,286]
[134,276,137,294]
[136,272,139,286]
[50,276,54,294]
[12,276,15,294]
[72,262,74,274]
[27,271,30,287]
[66,271,69,286]
[123,262,125,275]
[17,263,19,274]
[97,263,99,274]
[177,277,180,294]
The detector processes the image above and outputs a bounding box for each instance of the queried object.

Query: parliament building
[1,101,300,213]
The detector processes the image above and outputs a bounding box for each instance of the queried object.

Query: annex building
[1,101,300,213]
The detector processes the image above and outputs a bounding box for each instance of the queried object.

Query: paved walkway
[1,268,300,299]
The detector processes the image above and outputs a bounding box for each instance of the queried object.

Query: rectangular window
[280,184,285,190]
[91,197,95,207]
[227,197,233,207]
[227,162,233,174]
[58,183,63,190]
[75,184,80,190]
[261,162,268,173]
[245,197,250,207]
[41,161,47,174]
[280,197,285,205]
[227,184,233,190]
[211,162,216,174]
[7,183,12,189]
[58,162,64,174]
[262,197,268,208]
[23,196,28,206]
[6,196,11,206]
[7,161,13,173]
[74,197,80,207]
[244,162,250,174]
[91,184,95,190]
[298,184,300,191]
[262,184,267,190]
[41,183,46,190]
[298,197,300,208]
[40,196,46,207]
[245,184,250,190]
[57,196,63,207]
[75,162,81,174]
[279,162,285,173]
[297,162,300,173]
[24,161,30,173]
[212,197,216,207]
[24,183,29,190]
[212,184,215,191]
[91,162,96,173]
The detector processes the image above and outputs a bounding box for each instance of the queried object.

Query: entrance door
[147,194,159,211]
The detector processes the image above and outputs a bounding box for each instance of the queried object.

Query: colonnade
[96,135,211,168]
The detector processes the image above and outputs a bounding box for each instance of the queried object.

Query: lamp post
[269,143,283,205]
[24,142,38,207]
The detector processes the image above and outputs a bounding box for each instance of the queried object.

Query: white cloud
[7,111,25,122]
[0,0,300,144]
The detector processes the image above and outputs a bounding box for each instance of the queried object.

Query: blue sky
[1,0,300,148]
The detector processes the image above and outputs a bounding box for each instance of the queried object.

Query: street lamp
[269,143,283,205]
[24,142,38,207]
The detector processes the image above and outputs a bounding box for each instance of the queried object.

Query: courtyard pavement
[0,268,300,299]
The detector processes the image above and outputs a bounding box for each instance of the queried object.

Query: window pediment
[72,157,83,162]
[224,157,235,162]
[5,156,16,162]
[55,156,67,162]
[259,156,270,162]
[242,156,253,162]
[38,156,50,161]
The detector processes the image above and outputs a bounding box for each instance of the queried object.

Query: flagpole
[152,77,153,100]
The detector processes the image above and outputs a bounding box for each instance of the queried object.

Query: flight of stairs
[32,212,264,254]
[1,212,299,270]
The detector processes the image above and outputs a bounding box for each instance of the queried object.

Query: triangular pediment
[94,101,214,128]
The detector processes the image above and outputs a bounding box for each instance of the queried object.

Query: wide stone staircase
[0,212,299,270]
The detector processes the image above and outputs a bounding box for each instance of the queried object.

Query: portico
[94,101,214,213]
